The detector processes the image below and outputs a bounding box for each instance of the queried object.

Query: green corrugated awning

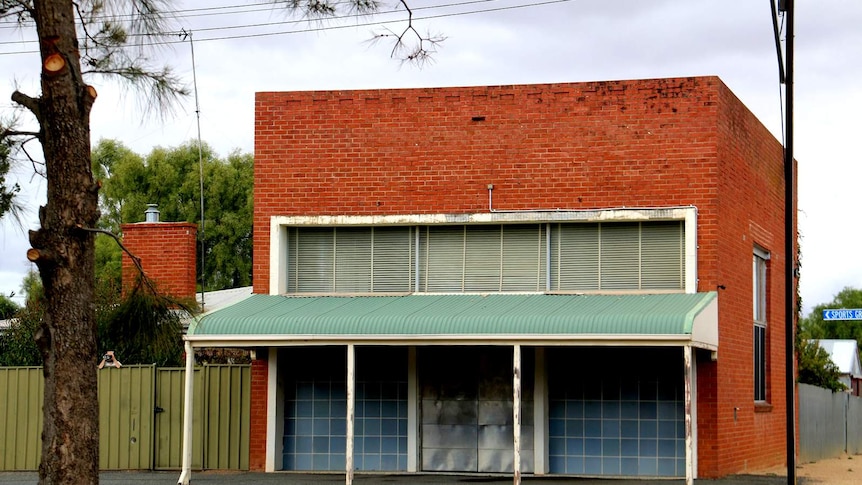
[187,292,718,349]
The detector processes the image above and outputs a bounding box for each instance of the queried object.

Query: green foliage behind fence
[0,365,250,471]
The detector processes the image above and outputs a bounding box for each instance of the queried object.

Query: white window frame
[269,207,699,296]
[753,246,769,402]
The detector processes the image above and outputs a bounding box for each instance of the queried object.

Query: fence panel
[154,367,205,469]
[98,365,156,470]
[0,368,43,471]
[1,364,248,471]
[848,395,862,455]
[799,383,848,463]
[154,366,250,471]
[202,365,251,470]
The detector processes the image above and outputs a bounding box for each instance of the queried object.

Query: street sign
[822,309,862,321]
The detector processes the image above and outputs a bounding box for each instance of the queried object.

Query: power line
[178,0,573,44]
[0,0,283,27]
[0,0,573,55]
[0,0,536,29]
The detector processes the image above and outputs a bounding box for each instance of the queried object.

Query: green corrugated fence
[99,365,157,469]
[0,367,43,471]
[0,365,250,471]
[200,365,251,470]
[153,366,251,470]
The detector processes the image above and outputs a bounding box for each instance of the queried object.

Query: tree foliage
[0,131,20,220]
[0,293,19,320]
[0,271,44,366]
[91,138,142,231]
[97,278,189,367]
[1,1,433,483]
[19,269,44,305]
[93,139,254,290]
[799,286,862,351]
[2,1,189,479]
[0,302,43,367]
[796,338,848,392]
[94,232,123,290]
[1,270,188,367]
[796,286,862,393]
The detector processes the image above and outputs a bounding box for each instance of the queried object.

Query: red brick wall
[254,77,725,292]
[121,222,197,301]
[252,76,792,477]
[248,357,268,471]
[702,82,793,476]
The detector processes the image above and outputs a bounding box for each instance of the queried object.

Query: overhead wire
[0,0,361,27]
[176,0,573,43]
[0,0,573,54]
[0,0,434,25]
[0,0,564,32]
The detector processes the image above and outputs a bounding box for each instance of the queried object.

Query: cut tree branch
[75,225,199,314]
[74,224,161,297]
[1,129,40,138]
[10,91,41,121]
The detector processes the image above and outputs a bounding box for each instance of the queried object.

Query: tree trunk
[28,1,100,483]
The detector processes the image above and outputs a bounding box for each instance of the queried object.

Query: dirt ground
[793,454,861,484]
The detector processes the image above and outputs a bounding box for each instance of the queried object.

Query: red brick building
[181,76,794,482]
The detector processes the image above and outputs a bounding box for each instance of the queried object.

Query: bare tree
[0,1,438,483]
[1,1,184,483]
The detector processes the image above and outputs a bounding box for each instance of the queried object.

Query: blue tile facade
[353,378,409,471]
[548,348,686,477]
[281,347,408,471]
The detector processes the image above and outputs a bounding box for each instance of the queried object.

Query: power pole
[778,1,796,483]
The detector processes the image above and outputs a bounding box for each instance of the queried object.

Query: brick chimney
[121,204,198,301]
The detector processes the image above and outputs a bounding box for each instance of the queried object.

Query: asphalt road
[0,471,803,485]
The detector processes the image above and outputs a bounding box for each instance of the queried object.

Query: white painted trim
[346,345,355,485]
[265,349,279,472]
[270,207,695,227]
[691,348,699,479]
[513,344,522,484]
[690,296,719,350]
[185,334,713,349]
[684,345,693,485]
[269,222,287,295]
[685,208,698,293]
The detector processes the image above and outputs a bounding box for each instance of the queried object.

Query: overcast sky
[1,0,860,313]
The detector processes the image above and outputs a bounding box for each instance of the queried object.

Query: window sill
[754,402,773,413]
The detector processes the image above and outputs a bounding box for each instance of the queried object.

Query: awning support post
[513,344,522,485]
[684,345,694,485]
[407,347,418,472]
[177,340,195,485]
[346,344,356,485]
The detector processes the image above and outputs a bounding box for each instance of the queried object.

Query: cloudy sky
[1,0,860,313]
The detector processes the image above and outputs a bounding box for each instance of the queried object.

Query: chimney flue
[144,204,160,223]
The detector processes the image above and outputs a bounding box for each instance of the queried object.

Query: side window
[753,246,769,402]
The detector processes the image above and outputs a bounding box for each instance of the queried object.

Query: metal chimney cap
[144,204,160,223]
